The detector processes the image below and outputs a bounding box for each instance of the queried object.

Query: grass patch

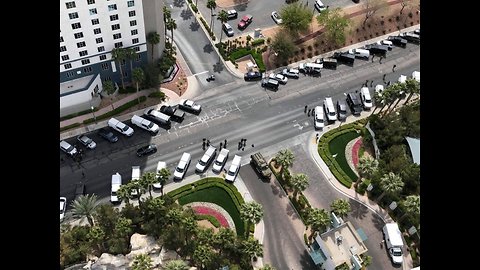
[83,96,146,124]
[328,131,360,183]
[178,186,245,236]
[60,122,82,132]
[195,214,221,228]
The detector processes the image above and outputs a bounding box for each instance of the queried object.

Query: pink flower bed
[352,138,363,168]
[192,206,230,228]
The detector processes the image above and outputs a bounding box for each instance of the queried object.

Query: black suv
[261,78,279,91]
[98,128,119,143]
[346,92,363,115]
[387,36,407,48]
[333,52,355,65]
[136,144,157,157]
[244,71,262,81]
[337,100,348,121]
[250,152,272,181]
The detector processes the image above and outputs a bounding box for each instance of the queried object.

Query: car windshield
[176,167,184,173]
[392,250,402,256]
[66,145,74,152]
[329,112,336,116]
[111,192,117,196]
[228,170,235,176]
[199,160,206,166]
[83,137,92,144]
[147,122,154,128]
[186,100,194,106]
[214,160,222,166]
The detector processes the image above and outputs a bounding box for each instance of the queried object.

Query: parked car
[174,152,191,180]
[250,152,272,181]
[227,9,238,20]
[314,0,327,12]
[269,73,288,84]
[244,71,262,81]
[238,14,253,30]
[348,48,370,59]
[76,134,96,149]
[212,148,230,173]
[377,40,393,50]
[375,84,385,97]
[366,44,388,56]
[346,92,363,115]
[131,115,160,134]
[298,62,322,75]
[159,105,185,122]
[333,52,355,65]
[178,99,202,114]
[60,140,78,156]
[398,75,407,83]
[136,144,157,157]
[336,100,348,121]
[314,106,324,130]
[320,58,338,69]
[108,117,134,137]
[98,128,118,143]
[400,32,420,43]
[387,36,407,48]
[282,68,300,78]
[414,28,420,35]
[360,87,373,110]
[261,78,279,91]
[225,155,242,182]
[324,97,337,122]
[60,197,67,221]
[195,145,217,173]
[143,108,172,127]
[153,161,167,189]
[411,71,420,83]
[271,11,283,24]
[223,23,234,37]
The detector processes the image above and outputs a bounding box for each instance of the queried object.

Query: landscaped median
[317,119,367,188]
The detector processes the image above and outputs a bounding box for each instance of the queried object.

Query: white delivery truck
[225,155,242,182]
[383,223,404,265]
[110,172,122,203]
[131,115,160,134]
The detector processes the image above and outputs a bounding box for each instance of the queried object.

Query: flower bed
[352,138,363,168]
[192,206,230,228]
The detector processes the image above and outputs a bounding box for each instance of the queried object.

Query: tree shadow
[234,3,248,12]
[180,9,193,20]
[173,0,185,8]
[189,21,200,32]
[371,211,386,231]
[203,43,214,53]
[299,248,319,269]
[285,202,299,220]
[348,199,369,220]
[213,61,224,73]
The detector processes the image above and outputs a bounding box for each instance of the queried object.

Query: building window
[99,55,107,61]
[82,59,91,65]
[130,20,137,26]
[127,0,135,7]
[61,55,70,61]
[129,11,136,17]
[98,46,105,52]
[96,37,103,44]
[74,32,84,39]
[101,63,110,70]
[111,24,120,31]
[113,33,122,40]
[65,2,76,9]
[71,22,81,29]
[108,4,117,11]
[91,18,99,25]
[60,46,67,52]
[89,8,97,15]
[114,42,123,48]
[87,0,95,4]
[83,67,93,73]
[93,28,101,34]
[60,36,64,43]
[110,14,119,21]
[134,46,140,52]
[131,29,138,35]
[77,41,86,48]
[135,54,141,61]
[66,71,75,78]
[132,38,139,44]
[64,63,72,69]
[79,50,88,57]
[68,12,79,19]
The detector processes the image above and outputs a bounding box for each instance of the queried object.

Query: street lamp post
[91,106,97,124]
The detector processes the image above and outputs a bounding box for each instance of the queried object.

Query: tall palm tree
[125,47,137,80]
[306,208,330,237]
[355,155,379,186]
[102,80,116,110]
[163,6,171,35]
[391,83,408,112]
[147,32,160,62]
[275,149,295,176]
[140,172,157,198]
[240,201,264,237]
[70,194,100,227]
[404,78,420,104]
[182,215,198,245]
[111,47,126,89]
[206,0,217,29]
[117,184,132,205]
[398,195,420,222]
[217,10,229,43]
[164,260,190,270]
[291,173,309,199]
[166,17,177,44]
[129,180,145,206]
[193,244,214,270]
[241,236,263,261]
[157,167,171,196]
[131,253,153,270]
[376,172,404,203]
[372,90,385,115]
[132,67,145,104]
[213,227,236,256]
[330,199,351,218]
[383,83,401,117]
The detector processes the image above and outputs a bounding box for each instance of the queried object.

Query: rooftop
[60,74,96,96]
[405,137,420,165]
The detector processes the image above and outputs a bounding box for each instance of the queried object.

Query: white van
[174,152,191,180]
[196,145,217,173]
[212,148,230,173]
[225,155,241,182]
[130,166,141,197]
[314,0,327,12]
[360,87,373,110]
[314,106,324,130]
[143,108,172,127]
[153,161,167,189]
[324,97,337,122]
[348,48,370,59]
[110,172,122,203]
[108,117,134,137]
[383,223,404,265]
[131,115,160,134]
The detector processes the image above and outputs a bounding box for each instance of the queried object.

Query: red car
[238,14,253,30]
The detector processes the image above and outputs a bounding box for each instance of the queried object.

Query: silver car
[77,134,97,149]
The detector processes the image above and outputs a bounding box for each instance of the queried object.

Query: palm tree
[291,173,309,199]
[115,217,133,242]
[259,265,277,270]
[355,155,379,186]
[206,0,217,29]
[330,199,351,218]
[70,194,100,227]
[129,180,145,206]
[117,184,132,205]
[147,32,160,62]
[404,78,420,104]
[166,208,184,226]
[125,47,137,80]
[275,149,295,176]
[157,167,171,196]
[163,6,171,35]
[193,244,214,270]
[372,89,385,115]
[131,253,153,270]
[213,227,236,256]
[102,80,116,110]
[196,227,215,246]
[241,236,263,261]
[217,10,229,43]
[140,172,157,198]
[132,67,145,104]
[391,83,408,112]
[383,83,401,117]
[166,17,177,44]
[240,202,264,237]
[398,195,420,222]
[306,208,330,237]
[376,172,404,203]
[182,215,198,245]
[164,260,190,270]
[111,47,126,89]
[376,88,392,115]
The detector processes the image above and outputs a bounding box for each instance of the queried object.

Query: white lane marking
[192,70,209,76]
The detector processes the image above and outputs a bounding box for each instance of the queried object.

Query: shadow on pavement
[299,248,319,269]
[349,198,369,220]
[190,21,200,31]
[371,211,386,231]
[203,43,214,53]
[233,3,248,11]
[213,61,224,73]
[180,9,193,20]
[173,0,185,8]
[285,202,300,221]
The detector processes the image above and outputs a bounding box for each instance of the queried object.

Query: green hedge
[60,122,82,132]
[83,96,147,124]
[60,108,98,122]
[228,48,266,73]
[195,214,221,228]
[199,17,216,41]
[119,86,136,94]
[190,3,198,13]
[148,90,166,100]
[251,38,265,47]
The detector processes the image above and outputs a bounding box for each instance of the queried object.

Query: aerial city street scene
[60,0,420,269]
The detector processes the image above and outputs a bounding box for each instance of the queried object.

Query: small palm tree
[157,167,171,196]
[117,184,132,205]
[132,67,145,104]
[330,199,351,218]
[241,236,263,261]
[383,83,401,116]
[164,260,189,270]
[355,155,379,187]
[377,172,404,202]
[87,225,106,252]
[111,47,126,89]
[240,201,264,237]
[166,17,177,44]
[291,173,309,199]
[147,32,160,62]
[306,208,330,237]
[131,253,153,270]
[102,80,116,110]
[70,194,100,227]
[140,172,157,198]
[391,83,408,111]
[206,0,217,29]
[163,6,172,35]
[213,227,236,256]
[398,195,420,222]
[115,217,133,241]
[217,10,229,43]
[372,90,385,115]
[404,78,420,104]
[275,149,295,176]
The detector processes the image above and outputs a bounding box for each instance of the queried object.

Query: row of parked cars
[60,99,202,158]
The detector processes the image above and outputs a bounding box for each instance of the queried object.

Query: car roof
[60,141,71,148]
